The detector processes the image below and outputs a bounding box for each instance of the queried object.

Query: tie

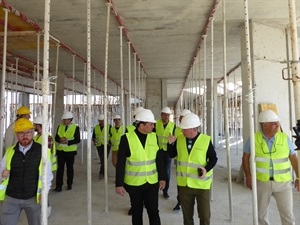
[65,126,68,132]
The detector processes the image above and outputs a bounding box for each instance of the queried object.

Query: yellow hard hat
[14,118,34,133]
[16,106,31,115]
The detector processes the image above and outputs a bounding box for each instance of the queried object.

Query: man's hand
[59,137,68,144]
[245,176,252,190]
[295,179,300,192]
[115,186,126,196]
[168,135,176,144]
[2,169,10,179]
[159,180,166,191]
[198,167,206,178]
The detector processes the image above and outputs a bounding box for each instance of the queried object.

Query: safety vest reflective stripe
[177,161,205,168]
[255,157,269,162]
[125,169,157,176]
[126,159,156,166]
[177,172,212,180]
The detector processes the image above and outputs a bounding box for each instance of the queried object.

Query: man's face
[261,121,279,137]
[34,124,41,132]
[98,120,104,126]
[182,128,197,139]
[114,119,121,127]
[63,118,72,126]
[20,114,31,119]
[16,129,34,146]
[139,122,154,134]
[161,113,170,124]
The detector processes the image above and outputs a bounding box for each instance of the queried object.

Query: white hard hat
[113,114,121,120]
[61,111,74,119]
[161,107,171,114]
[180,109,191,117]
[135,109,156,123]
[258,110,280,123]
[33,115,43,124]
[98,114,105,120]
[133,107,144,116]
[179,113,201,129]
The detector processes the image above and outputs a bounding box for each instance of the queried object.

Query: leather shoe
[163,192,170,198]
[128,207,132,215]
[173,203,181,211]
[53,187,62,192]
[67,185,72,190]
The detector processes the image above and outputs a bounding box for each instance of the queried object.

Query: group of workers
[0,105,299,225]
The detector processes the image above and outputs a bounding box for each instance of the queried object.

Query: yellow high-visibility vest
[111,125,124,151]
[176,134,213,189]
[156,119,175,150]
[34,134,57,171]
[0,146,49,203]
[255,132,291,182]
[56,124,78,152]
[124,132,159,186]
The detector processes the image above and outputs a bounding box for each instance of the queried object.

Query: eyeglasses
[261,142,277,154]
[17,131,33,137]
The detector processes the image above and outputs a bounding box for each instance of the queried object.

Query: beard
[18,138,33,147]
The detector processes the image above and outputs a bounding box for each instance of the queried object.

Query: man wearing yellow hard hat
[4,106,32,151]
[0,118,53,225]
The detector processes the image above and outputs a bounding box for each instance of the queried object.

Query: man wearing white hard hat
[173,108,191,211]
[115,109,166,225]
[111,114,124,167]
[243,110,299,225]
[155,106,175,199]
[167,113,217,225]
[92,114,112,179]
[126,106,144,133]
[54,111,81,192]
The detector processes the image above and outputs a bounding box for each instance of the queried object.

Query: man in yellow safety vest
[53,111,81,192]
[167,113,218,225]
[243,110,299,225]
[115,109,166,225]
[0,118,53,225]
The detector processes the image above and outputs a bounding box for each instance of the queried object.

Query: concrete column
[53,72,65,135]
[145,78,162,119]
[241,21,292,142]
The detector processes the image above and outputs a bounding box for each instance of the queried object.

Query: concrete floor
[5,140,300,225]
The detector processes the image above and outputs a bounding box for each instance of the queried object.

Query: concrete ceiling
[1,0,300,108]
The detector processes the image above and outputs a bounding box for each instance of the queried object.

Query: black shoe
[53,187,62,192]
[67,185,72,190]
[163,192,170,198]
[128,207,132,215]
[173,203,181,211]
[99,174,104,180]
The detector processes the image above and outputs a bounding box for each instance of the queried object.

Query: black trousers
[96,145,110,175]
[125,182,161,225]
[56,150,76,187]
[162,151,171,194]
